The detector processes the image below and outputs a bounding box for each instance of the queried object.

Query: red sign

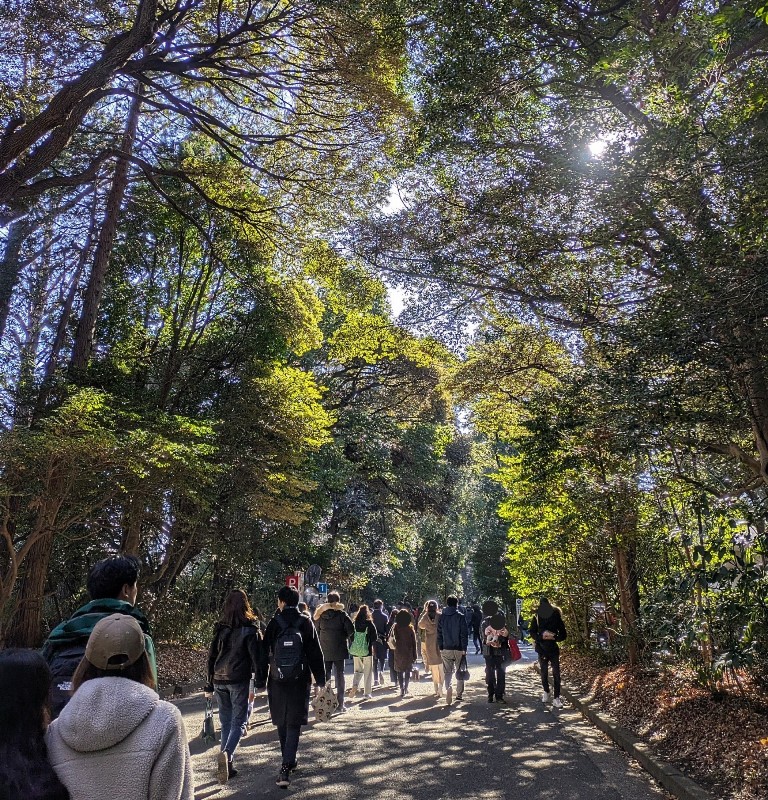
[285,575,300,589]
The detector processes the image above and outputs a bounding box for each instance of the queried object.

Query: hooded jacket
[45,677,193,800]
[437,606,468,651]
[417,610,442,666]
[529,600,567,656]
[313,602,354,661]
[41,599,157,718]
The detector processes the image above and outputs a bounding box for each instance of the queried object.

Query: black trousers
[485,654,506,699]
[539,651,561,697]
[276,724,301,767]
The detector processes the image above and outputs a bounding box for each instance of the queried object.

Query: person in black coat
[371,599,389,686]
[264,586,326,789]
[313,591,354,711]
[529,596,567,708]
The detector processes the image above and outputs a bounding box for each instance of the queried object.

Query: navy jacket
[437,606,468,651]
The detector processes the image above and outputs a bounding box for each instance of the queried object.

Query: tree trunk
[70,88,142,372]
[612,538,641,666]
[0,217,32,341]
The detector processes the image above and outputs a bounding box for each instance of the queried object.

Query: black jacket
[437,606,468,651]
[480,615,510,660]
[207,622,267,687]
[264,606,326,727]
[529,607,567,656]
[314,605,354,661]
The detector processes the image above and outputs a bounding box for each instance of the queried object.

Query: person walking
[481,608,510,703]
[371,599,389,687]
[0,649,70,800]
[41,555,157,718]
[46,614,194,800]
[437,595,468,705]
[529,596,568,709]
[206,589,267,783]
[313,591,354,712]
[390,609,418,697]
[264,586,326,789]
[349,605,378,699]
[386,606,400,689]
[471,605,483,653]
[417,601,444,698]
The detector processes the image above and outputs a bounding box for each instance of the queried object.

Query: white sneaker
[553,696,563,709]
[364,694,373,700]
[541,691,551,704]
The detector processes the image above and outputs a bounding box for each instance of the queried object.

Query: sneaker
[488,695,494,703]
[496,696,505,703]
[446,687,453,705]
[455,693,463,701]
[553,696,563,709]
[288,761,298,773]
[276,765,291,788]
[541,691,551,704]
[403,690,412,698]
[338,704,348,713]
[217,752,229,785]
[364,693,374,700]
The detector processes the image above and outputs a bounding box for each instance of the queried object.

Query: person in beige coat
[418,601,444,698]
[46,614,193,800]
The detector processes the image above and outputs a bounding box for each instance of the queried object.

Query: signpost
[317,582,328,594]
[516,597,523,621]
[286,574,300,590]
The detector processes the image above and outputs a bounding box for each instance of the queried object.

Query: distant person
[0,649,69,800]
[418,601,444,698]
[481,610,510,703]
[46,614,193,800]
[206,589,267,783]
[386,606,399,688]
[42,555,156,718]
[391,609,418,698]
[437,595,468,704]
[371,599,389,687]
[313,591,354,712]
[471,605,483,653]
[517,612,529,642]
[349,605,378,699]
[530,597,567,709]
[264,586,326,789]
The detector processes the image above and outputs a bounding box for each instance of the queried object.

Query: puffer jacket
[437,606,468,651]
[206,622,267,687]
[46,677,193,800]
[313,602,354,661]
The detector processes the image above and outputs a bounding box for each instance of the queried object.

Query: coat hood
[54,677,158,753]
[441,606,459,617]
[537,599,556,622]
[314,602,345,620]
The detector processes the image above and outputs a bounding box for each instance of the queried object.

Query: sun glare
[588,139,607,157]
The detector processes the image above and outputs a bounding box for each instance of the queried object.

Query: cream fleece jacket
[46,677,194,800]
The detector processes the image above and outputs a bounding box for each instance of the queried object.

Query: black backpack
[270,615,306,682]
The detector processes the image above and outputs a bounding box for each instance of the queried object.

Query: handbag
[311,683,338,723]
[200,696,216,744]
[456,654,471,681]
[387,628,397,650]
[508,638,522,661]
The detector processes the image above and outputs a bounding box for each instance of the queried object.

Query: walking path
[179,645,668,800]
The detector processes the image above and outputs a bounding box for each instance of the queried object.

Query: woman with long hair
[418,600,444,699]
[349,604,378,700]
[46,614,193,800]
[206,588,268,783]
[0,649,69,800]
[391,609,418,698]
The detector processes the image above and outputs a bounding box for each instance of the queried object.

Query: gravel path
[180,645,668,800]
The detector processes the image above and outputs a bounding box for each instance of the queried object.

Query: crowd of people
[0,554,568,799]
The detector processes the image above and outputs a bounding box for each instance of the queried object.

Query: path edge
[560,681,720,800]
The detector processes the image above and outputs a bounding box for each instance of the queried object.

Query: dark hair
[87,555,140,600]
[327,591,340,604]
[426,600,437,612]
[373,599,383,609]
[446,595,458,607]
[278,586,300,606]
[0,649,69,800]
[71,650,155,692]
[219,589,256,628]
[355,604,372,624]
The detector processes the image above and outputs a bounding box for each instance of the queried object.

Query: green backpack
[349,628,369,657]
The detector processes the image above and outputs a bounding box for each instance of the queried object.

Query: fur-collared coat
[313,602,354,661]
[417,611,442,666]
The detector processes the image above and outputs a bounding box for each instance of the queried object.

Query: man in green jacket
[42,555,157,717]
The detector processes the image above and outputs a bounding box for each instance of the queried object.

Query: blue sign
[317,582,328,594]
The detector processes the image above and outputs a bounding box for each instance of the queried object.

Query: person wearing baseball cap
[45,614,194,800]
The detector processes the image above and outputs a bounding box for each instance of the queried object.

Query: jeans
[539,651,561,698]
[352,655,373,695]
[485,654,506,699]
[277,724,301,767]
[396,670,410,694]
[441,650,465,696]
[472,630,482,653]
[325,659,346,707]
[214,681,249,759]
